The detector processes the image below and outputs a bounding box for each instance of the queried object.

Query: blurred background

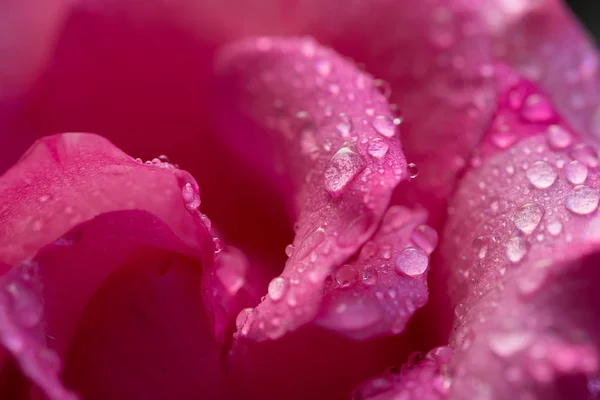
[566,0,600,42]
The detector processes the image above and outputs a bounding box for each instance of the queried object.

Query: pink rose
[1,1,599,399]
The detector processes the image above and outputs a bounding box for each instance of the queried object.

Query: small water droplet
[315,59,332,76]
[268,276,287,301]
[406,163,419,179]
[285,244,294,257]
[372,116,396,138]
[395,247,429,276]
[521,94,554,122]
[513,203,544,235]
[571,144,599,168]
[361,267,378,285]
[506,236,528,263]
[367,138,389,158]
[546,220,563,236]
[546,125,572,149]
[472,236,489,259]
[526,161,557,189]
[335,264,358,287]
[181,183,200,210]
[411,225,438,254]
[491,130,517,149]
[324,147,365,196]
[565,160,588,185]
[565,185,599,215]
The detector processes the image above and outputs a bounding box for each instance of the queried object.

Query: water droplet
[491,130,517,149]
[367,138,389,158]
[565,160,588,185]
[268,277,287,301]
[335,264,358,287]
[360,267,378,285]
[521,94,554,122]
[336,114,353,138]
[472,236,489,259]
[181,183,200,210]
[489,332,532,357]
[285,244,294,257]
[571,144,599,168]
[395,247,429,276]
[526,161,557,189]
[546,220,563,236]
[513,203,544,235]
[315,59,332,76]
[296,227,325,260]
[324,147,365,196]
[546,125,572,149]
[372,116,396,138]
[506,236,528,263]
[411,225,438,254]
[565,185,599,215]
[407,163,419,179]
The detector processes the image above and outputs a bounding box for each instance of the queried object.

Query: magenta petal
[484,0,600,144]
[0,133,223,399]
[214,37,409,341]
[315,206,435,339]
[439,68,600,398]
[353,346,453,400]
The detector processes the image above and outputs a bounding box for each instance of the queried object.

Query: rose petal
[353,346,453,400]
[438,67,600,398]
[483,0,600,145]
[315,206,435,339]
[0,133,225,399]
[214,37,408,340]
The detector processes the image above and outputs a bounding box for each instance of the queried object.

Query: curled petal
[0,134,224,399]
[483,0,600,145]
[439,67,600,398]
[316,206,435,339]
[214,37,408,341]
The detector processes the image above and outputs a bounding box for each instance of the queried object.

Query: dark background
[566,0,600,42]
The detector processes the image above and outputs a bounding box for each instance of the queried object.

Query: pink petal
[0,133,226,399]
[483,0,600,144]
[214,36,408,340]
[353,346,453,400]
[315,205,435,339]
[438,67,600,398]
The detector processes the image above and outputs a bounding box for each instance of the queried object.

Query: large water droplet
[521,94,554,122]
[513,203,544,234]
[395,247,429,276]
[324,147,365,196]
[407,163,419,179]
[506,236,528,263]
[372,116,396,138]
[367,138,389,158]
[411,225,438,254]
[526,161,557,189]
[268,277,287,301]
[565,160,588,185]
[335,264,358,287]
[546,125,572,149]
[565,185,600,215]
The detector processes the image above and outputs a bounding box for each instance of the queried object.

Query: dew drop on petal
[324,147,365,196]
[546,125,572,150]
[268,276,287,301]
[372,115,396,138]
[360,267,378,285]
[411,225,439,254]
[472,236,489,259]
[521,94,554,122]
[546,220,563,236]
[565,160,588,185]
[491,130,518,149]
[407,163,419,179]
[395,247,429,276]
[335,264,358,287]
[565,185,600,215]
[513,203,544,234]
[526,161,557,189]
[285,244,294,257]
[367,138,389,158]
[506,236,528,263]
